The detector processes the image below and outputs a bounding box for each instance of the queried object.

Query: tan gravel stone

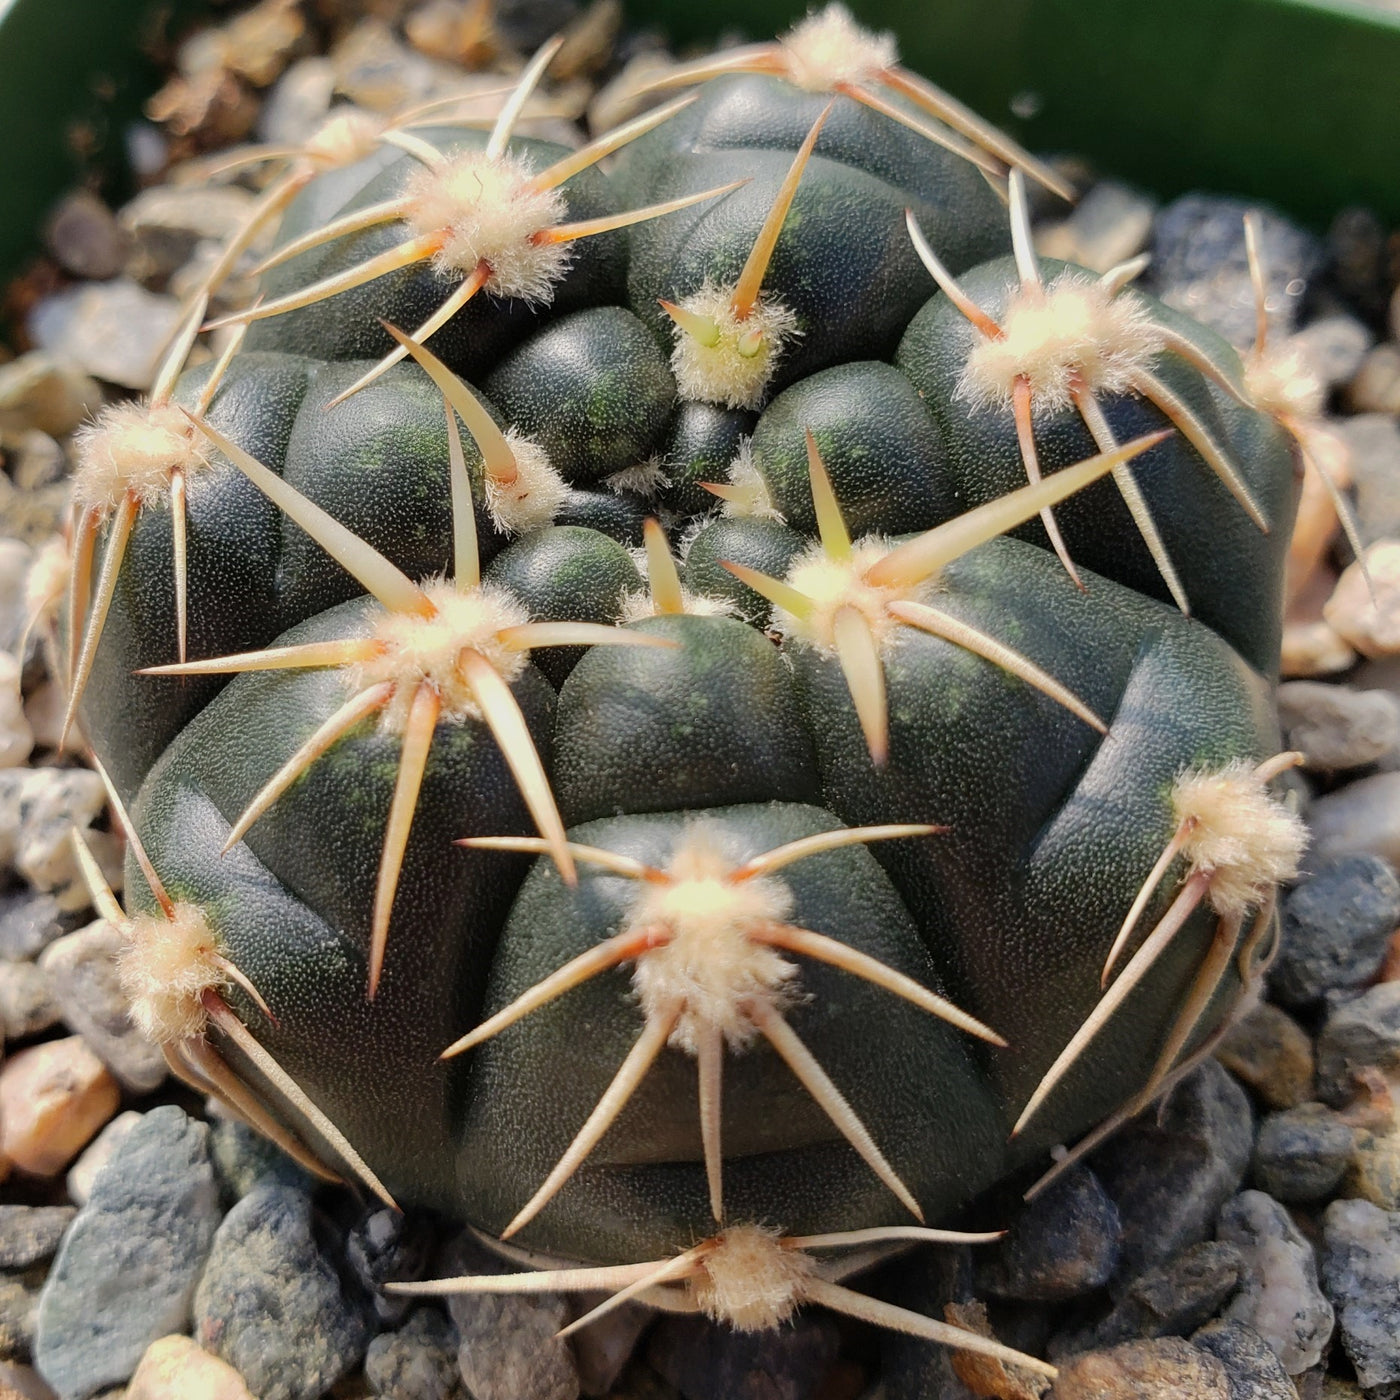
[0,1037,119,1176]
[127,1336,255,1400]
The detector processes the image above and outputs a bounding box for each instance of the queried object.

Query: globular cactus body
[65,4,1308,1365]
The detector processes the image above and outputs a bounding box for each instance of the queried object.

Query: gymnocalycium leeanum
[61,4,1305,1372]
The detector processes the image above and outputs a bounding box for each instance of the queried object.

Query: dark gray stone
[1321,1198,1400,1398]
[43,193,128,282]
[1316,982,1400,1107]
[1272,856,1400,1006]
[1218,1191,1334,1375]
[1217,1003,1315,1110]
[347,1208,435,1325]
[1252,1103,1354,1203]
[0,892,66,962]
[647,1312,839,1400]
[1058,1241,1244,1354]
[449,1280,578,1400]
[0,1209,74,1271]
[194,1183,371,1400]
[207,1116,311,1204]
[1278,683,1400,773]
[365,1308,463,1400]
[978,1165,1121,1302]
[1094,1062,1254,1286]
[493,0,582,50]
[1191,1320,1297,1400]
[1149,195,1323,346]
[33,1106,220,1400]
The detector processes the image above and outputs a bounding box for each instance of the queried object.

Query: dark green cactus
[63,4,1307,1370]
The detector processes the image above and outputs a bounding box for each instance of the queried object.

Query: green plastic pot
[1,0,1397,285]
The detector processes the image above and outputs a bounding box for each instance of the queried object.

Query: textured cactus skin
[74,16,1304,1289]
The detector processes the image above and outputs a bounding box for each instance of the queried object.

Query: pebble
[1339,415,1400,546]
[193,1183,371,1400]
[363,1309,462,1400]
[494,0,584,50]
[27,281,183,393]
[0,1275,38,1364]
[1252,1102,1354,1203]
[0,962,60,1042]
[43,193,129,282]
[0,767,116,912]
[1093,1061,1254,1285]
[0,1037,119,1177]
[0,893,67,963]
[1291,314,1374,388]
[448,1281,578,1400]
[1325,543,1400,659]
[119,186,262,291]
[647,1312,839,1400]
[1349,344,1400,416]
[256,56,335,146]
[0,539,30,656]
[126,1335,254,1400]
[1217,1003,1316,1109]
[206,1117,310,1205]
[1034,180,1157,274]
[1316,982,1400,1106]
[1048,1336,1229,1400]
[1190,1320,1297,1400]
[34,1107,220,1400]
[1277,682,1400,771]
[1282,618,1356,678]
[1347,1120,1400,1211]
[331,20,437,111]
[1272,855,1400,1005]
[1061,1240,1243,1352]
[345,1208,433,1325]
[1150,195,1323,346]
[0,355,102,440]
[25,680,66,756]
[7,429,67,492]
[977,1165,1121,1302]
[0,656,34,772]
[572,1302,652,1397]
[1217,1190,1334,1374]
[1307,770,1400,869]
[1321,1198,1400,1397]
[587,51,682,132]
[0,1209,74,1272]
[39,923,165,1094]
[65,1112,142,1207]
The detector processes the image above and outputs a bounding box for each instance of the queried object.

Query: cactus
[64,5,1308,1370]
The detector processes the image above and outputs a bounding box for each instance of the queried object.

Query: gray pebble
[1058,1240,1243,1354]
[1307,771,1400,870]
[1094,1061,1254,1285]
[193,1182,371,1400]
[978,1165,1121,1302]
[40,923,164,1094]
[1150,195,1323,346]
[43,193,128,282]
[1037,179,1157,272]
[1217,1190,1334,1374]
[1321,1198,1400,1397]
[1339,415,1400,547]
[647,1312,838,1400]
[1316,981,1400,1106]
[365,1308,463,1400]
[494,0,582,51]
[1278,682,1400,772]
[450,1283,578,1400]
[573,1302,653,1397]
[1272,855,1400,1006]
[0,892,67,964]
[28,280,183,393]
[34,1106,220,1400]
[0,962,60,1041]
[0,1209,74,1272]
[1252,1102,1354,1203]
[1290,314,1374,388]
[119,185,260,290]
[0,767,109,909]
[0,1274,39,1363]
[1191,1320,1297,1400]
[66,1112,142,1207]
[207,1116,311,1204]
[346,1207,434,1325]
[0,355,102,440]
